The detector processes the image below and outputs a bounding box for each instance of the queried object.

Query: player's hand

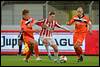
[42,24,48,29]
[66,30,73,33]
[89,30,92,35]
[48,28,54,31]
[69,30,74,33]
[64,29,70,32]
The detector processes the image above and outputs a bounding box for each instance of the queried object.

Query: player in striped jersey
[36,12,70,63]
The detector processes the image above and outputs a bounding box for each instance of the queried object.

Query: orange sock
[78,47,82,55]
[74,47,82,59]
[34,44,39,58]
[74,48,80,57]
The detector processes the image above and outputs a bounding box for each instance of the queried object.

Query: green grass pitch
[1,55,99,66]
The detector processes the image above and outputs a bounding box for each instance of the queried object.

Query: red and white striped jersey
[39,18,61,37]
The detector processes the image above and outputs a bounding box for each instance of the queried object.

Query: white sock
[45,44,51,56]
[54,53,58,60]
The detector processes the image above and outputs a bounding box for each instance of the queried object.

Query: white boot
[36,57,42,61]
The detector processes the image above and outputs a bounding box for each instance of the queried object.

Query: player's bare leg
[43,39,52,60]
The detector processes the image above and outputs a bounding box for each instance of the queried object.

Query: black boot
[77,55,83,63]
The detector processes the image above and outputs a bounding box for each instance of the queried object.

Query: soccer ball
[59,56,67,63]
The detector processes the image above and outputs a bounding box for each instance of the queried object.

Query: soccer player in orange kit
[66,7,92,62]
[20,9,41,62]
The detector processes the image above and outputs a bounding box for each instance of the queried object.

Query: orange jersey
[67,15,90,33]
[21,18,35,40]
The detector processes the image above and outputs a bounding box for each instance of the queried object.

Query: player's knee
[74,44,79,48]
[29,43,34,52]
[74,45,77,49]
[54,45,58,52]
[74,42,81,48]
[30,40,36,45]
[43,39,48,45]
[30,42,34,46]
[54,48,58,52]
[18,40,22,46]
[34,41,38,45]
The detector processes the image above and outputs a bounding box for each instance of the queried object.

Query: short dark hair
[49,12,55,16]
[22,9,29,15]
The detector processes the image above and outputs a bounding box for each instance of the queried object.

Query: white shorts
[39,36,56,45]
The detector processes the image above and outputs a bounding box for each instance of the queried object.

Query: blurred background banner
[1,1,99,30]
[1,30,99,55]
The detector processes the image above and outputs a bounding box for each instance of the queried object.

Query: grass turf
[1,55,99,66]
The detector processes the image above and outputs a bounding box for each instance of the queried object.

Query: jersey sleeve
[67,16,75,25]
[55,21,62,28]
[21,21,34,33]
[36,21,44,26]
[20,20,24,30]
[85,16,91,24]
[31,18,35,25]
[35,19,44,26]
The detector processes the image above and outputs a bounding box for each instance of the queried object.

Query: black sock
[29,43,34,53]
[19,45,22,54]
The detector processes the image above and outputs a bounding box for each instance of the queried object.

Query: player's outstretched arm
[55,21,71,32]
[34,19,44,26]
[25,18,33,25]
[60,25,71,32]
[88,21,92,34]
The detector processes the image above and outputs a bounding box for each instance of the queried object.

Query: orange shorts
[23,36,34,54]
[23,36,34,45]
[23,42,29,54]
[73,32,87,45]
